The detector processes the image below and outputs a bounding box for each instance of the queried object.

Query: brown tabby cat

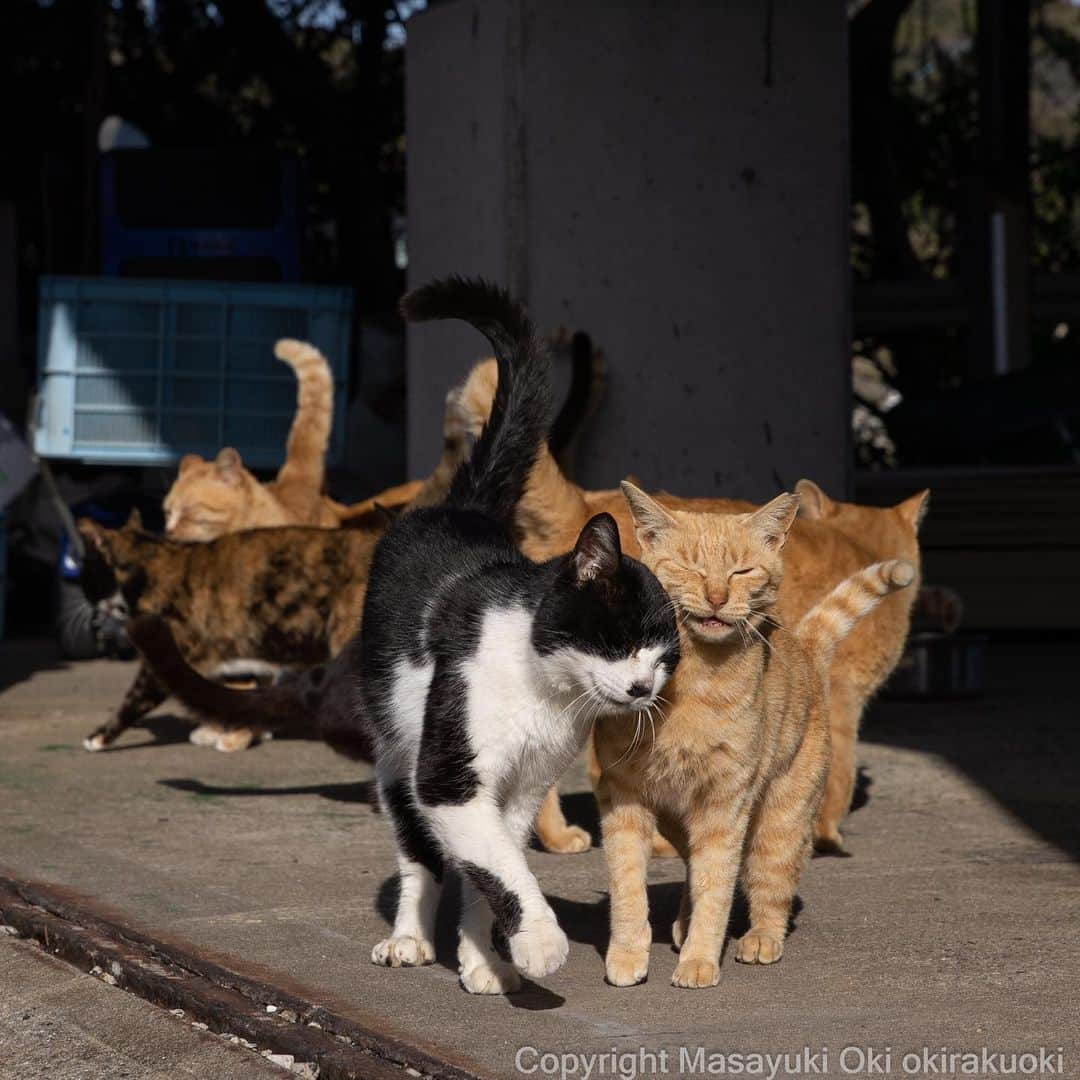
[78,513,377,751]
[451,375,927,852]
[597,484,915,988]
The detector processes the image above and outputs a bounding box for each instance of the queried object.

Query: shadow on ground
[0,637,71,695]
[865,642,1080,861]
[159,777,376,804]
[90,714,196,751]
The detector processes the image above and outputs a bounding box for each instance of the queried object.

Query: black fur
[364,280,678,829]
[532,514,681,670]
[361,273,680,879]
[127,616,374,759]
[383,782,444,881]
[414,665,480,806]
[402,275,551,526]
[548,330,595,456]
[461,862,523,941]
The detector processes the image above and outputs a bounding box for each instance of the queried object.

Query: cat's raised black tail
[401,276,550,526]
[126,616,374,762]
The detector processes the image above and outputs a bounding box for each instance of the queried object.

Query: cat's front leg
[427,799,568,980]
[373,777,442,968]
[83,662,168,751]
[457,879,522,995]
[738,727,827,966]
[672,801,749,989]
[601,787,656,986]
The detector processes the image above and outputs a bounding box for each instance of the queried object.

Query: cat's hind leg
[813,680,863,853]
[533,785,591,854]
[372,774,442,968]
[84,663,167,750]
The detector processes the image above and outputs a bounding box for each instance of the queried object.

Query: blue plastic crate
[34,277,352,468]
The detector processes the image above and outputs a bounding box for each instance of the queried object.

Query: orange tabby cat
[165,340,340,540]
[596,484,915,988]
[451,376,927,852]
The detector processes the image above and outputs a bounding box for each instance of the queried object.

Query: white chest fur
[462,607,586,796]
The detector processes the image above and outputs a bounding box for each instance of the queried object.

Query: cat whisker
[608,712,644,769]
[749,607,784,630]
[746,621,774,654]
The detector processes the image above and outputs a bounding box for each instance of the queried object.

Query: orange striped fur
[594,485,915,988]
[163,341,476,541]
[454,372,928,856]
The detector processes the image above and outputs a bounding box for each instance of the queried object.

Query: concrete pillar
[406,0,851,502]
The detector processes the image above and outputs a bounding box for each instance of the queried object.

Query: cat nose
[706,587,728,609]
[627,680,652,699]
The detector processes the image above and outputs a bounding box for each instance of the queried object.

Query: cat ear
[123,508,143,531]
[77,518,108,552]
[897,489,930,533]
[572,513,622,584]
[747,492,800,552]
[620,481,677,547]
[794,478,832,520]
[214,447,245,485]
[178,454,203,475]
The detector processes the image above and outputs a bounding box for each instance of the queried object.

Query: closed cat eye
[730,568,755,576]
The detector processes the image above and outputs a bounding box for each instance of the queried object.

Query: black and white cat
[359,278,680,994]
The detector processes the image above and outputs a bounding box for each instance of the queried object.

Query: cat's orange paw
[650,832,679,858]
[813,826,846,855]
[671,956,720,988]
[538,824,592,854]
[734,930,784,965]
[671,917,689,951]
[605,944,649,987]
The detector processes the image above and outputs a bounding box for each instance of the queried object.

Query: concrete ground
[0,638,1077,1080]
[0,933,281,1079]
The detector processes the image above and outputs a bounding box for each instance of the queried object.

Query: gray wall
[406,0,851,503]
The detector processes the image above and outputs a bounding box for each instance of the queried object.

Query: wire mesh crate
[34,277,352,468]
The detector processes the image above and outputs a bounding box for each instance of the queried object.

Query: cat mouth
[688,614,737,638]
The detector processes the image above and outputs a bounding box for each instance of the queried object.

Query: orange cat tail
[795,559,916,676]
[273,338,334,493]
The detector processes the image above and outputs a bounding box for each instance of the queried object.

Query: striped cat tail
[400,276,550,525]
[795,560,916,676]
[273,338,334,492]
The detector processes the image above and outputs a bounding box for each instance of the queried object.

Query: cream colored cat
[595,484,914,988]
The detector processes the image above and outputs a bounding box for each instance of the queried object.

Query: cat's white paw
[83,733,108,752]
[508,915,568,978]
[460,958,522,995]
[371,935,435,968]
[188,723,220,747]
[213,728,255,753]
